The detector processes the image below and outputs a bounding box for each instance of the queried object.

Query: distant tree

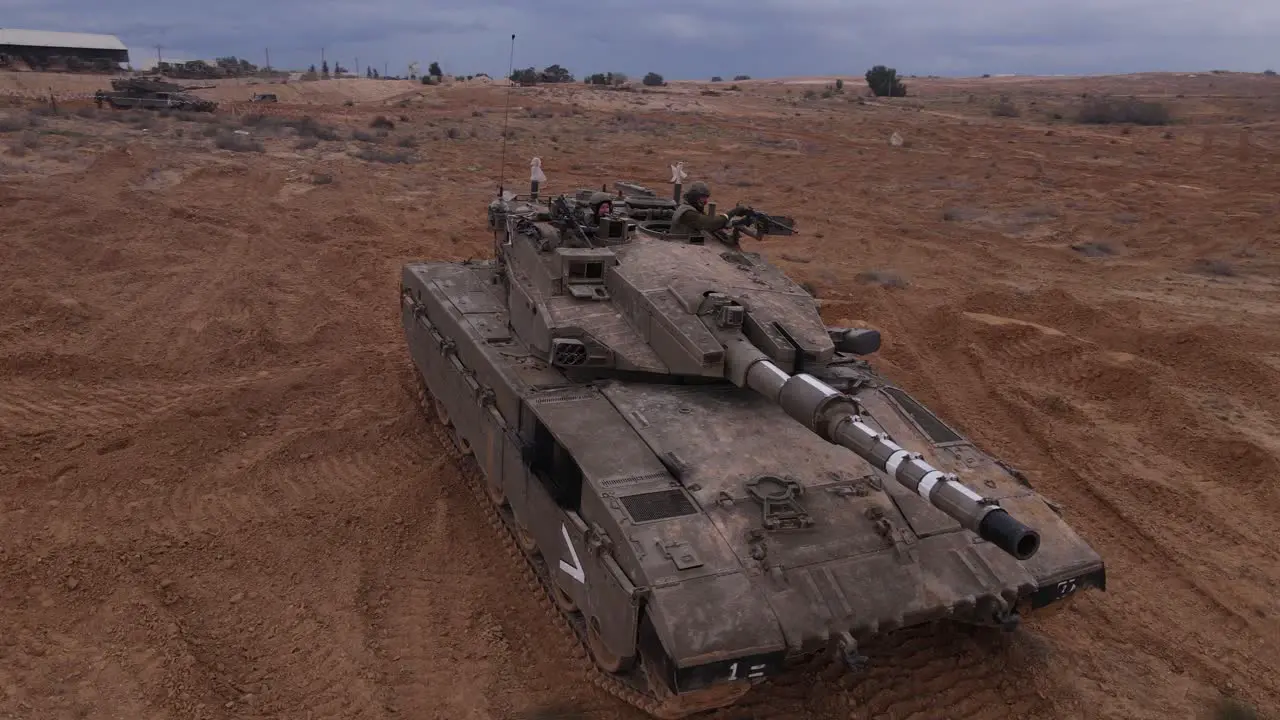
[429,61,442,77]
[321,60,329,77]
[333,64,346,75]
[1264,69,1277,76]
[642,72,664,86]
[510,66,539,84]
[835,78,844,91]
[310,64,317,74]
[711,76,723,82]
[733,74,750,81]
[367,67,373,78]
[865,65,907,97]
[373,68,380,79]
[539,64,573,83]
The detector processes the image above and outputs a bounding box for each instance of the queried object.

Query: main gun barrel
[725,339,1040,560]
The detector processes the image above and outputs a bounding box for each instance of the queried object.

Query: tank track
[413,372,751,719]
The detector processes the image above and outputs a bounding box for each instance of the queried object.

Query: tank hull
[400,258,1105,716]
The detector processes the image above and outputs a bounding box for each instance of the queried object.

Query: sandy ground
[2,71,1279,720]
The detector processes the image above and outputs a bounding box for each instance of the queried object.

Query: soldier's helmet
[683,181,711,206]
[588,191,614,221]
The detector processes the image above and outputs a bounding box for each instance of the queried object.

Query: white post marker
[559,523,585,583]
[669,161,687,202]
[530,156,546,199]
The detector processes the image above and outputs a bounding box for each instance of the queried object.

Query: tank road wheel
[414,374,434,421]
[552,580,579,614]
[587,617,636,674]
[514,521,538,556]
[423,386,473,457]
[413,373,453,430]
[485,477,507,506]
[453,429,473,457]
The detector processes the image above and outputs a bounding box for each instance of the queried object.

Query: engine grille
[620,489,698,523]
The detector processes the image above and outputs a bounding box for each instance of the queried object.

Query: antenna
[496,33,516,198]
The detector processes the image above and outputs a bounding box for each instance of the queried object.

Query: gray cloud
[5,0,1278,79]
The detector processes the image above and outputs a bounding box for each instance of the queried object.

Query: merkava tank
[399,159,1106,718]
[95,76,218,112]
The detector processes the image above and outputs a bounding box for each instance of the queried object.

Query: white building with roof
[0,28,130,69]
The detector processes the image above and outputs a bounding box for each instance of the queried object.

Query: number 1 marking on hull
[559,523,585,583]
[727,662,767,681]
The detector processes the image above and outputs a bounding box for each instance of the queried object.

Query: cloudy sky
[5,0,1279,79]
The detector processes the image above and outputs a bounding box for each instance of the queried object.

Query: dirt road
[2,73,1277,720]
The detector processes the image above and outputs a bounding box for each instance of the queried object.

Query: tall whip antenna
[496,33,516,197]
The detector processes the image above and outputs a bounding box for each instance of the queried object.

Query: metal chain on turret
[413,375,683,719]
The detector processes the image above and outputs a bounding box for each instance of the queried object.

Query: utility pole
[384,61,388,78]
[356,57,359,76]
[156,45,162,68]
[321,47,326,71]
[265,47,271,71]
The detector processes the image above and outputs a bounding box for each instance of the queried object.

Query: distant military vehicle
[399,161,1106,718]
[95,76,217,112]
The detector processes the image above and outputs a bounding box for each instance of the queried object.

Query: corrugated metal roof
[0,28,128,52]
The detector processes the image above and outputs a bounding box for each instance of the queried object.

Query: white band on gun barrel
[885,450,910,477]
[757,361,790,389]
[853,421,880,439]
[946,479,985,503]
[917,471,945,499]
[798,374,838,397]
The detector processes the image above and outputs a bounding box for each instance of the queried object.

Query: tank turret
[402,159,1106,718]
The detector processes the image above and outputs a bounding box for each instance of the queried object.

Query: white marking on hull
[559,523,585,583]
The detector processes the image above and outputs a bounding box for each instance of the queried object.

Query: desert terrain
[1,70,1278,720]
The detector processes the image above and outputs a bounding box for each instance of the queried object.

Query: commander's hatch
[556,247,617,301]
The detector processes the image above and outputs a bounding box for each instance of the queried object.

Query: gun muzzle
[978,509,1041,560]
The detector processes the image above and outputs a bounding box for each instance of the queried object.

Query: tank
[399,159,1106,718]
[95,76,218,112]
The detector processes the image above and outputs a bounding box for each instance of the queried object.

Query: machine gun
[732,207,797,238]
[710,206,798,245]
[548,195,596,248]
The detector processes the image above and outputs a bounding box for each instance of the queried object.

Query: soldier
[670,181,748,236]
[588,191,614,222]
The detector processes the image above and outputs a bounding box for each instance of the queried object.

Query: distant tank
[95,76,217,112]
[399,159,1106,718]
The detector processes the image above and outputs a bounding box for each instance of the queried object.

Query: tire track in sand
[0,379,195,435]
[367,427,522,720]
